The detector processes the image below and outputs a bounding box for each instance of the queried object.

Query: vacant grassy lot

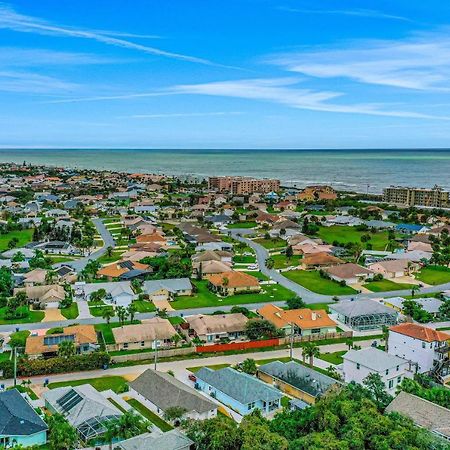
[364,279,415,292]
[0,229,33,252]
[284,270,357,295]
[317,350,347,365]
[415,266,450,285]
[254,237,287,250]
[271,254,302,269]
[171,280,295,310]
[316,226,392,251]
[126,399,173,431]
[48,376,127,393]
[0,307,44,325]
[95,320,141,345]
[60,302,79,319]
[227,221,257,229]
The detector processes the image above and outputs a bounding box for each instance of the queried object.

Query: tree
[362,372,393,409]
[102,307,116,324]
[236,358,257,375]
[58,340,76,358]
[106,246,113,257]
[265,257,274,269]
[285,245,294,260]
[345,338,353,350]
[286,296,306,310]
[127,303,137,323]
[45,270,57,284]
[104,419,120,450]
[116,410,147,439]
[156,307,169,319]
[411,285,420,297]
[90,288,107,303]
[46,413,78,450]
[302,342,320,367]
[164,406,187,422]
[171,333,181,346]
[245,319,278,340]
[116,306,128,325]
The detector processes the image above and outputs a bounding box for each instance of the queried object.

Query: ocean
[1,148,449,194]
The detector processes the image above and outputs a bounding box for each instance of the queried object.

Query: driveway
[53,218,115,273]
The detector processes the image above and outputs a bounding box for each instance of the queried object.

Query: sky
[2,0,450,148]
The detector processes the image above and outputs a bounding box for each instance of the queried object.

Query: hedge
[0,352,111,378]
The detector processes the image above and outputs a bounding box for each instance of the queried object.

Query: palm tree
[116,411,146,439]
[106,246,113,257]
[102,308,116,324]
[104,420,120,450]
[302,342,320,367]
[45,270,57,284]
[127,303,137,323]
[411,285,420,297]
[58,340,76,358]
[345,338,353,350]
[171,333,181,347]
[116,306,128,326]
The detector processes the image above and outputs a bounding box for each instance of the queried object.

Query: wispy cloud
[0,3,220,66]
[267,31,450,91]
[279,6,412,22]
[126,111,243,119]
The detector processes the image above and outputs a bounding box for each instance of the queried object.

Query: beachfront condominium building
[383,185,449,208]
[208,176,280,194]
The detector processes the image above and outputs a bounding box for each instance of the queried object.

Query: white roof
[344,347,408,371]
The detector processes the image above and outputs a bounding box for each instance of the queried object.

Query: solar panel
[57,389,83,413]
[44,334,75,346]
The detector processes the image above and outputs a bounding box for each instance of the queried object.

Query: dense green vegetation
[0,229,33,251]
[126,398,173,432]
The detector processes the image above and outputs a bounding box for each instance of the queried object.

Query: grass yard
[171,280,295,310]
[132,300,156,313]
[243,271,269,281]
[48,255,77,263]
[168,316,185,325]
[0,229,33,251]
[95,321,141,345]
[317,350,347,365]
[227,221,257,229]
[415,266,450,285]
[48,376,128,393]
[97,250,126,265]
[233,254,256,264]
[271,254,302,269]
[8,330,30,348]
[284,270,357,295]
[316,225,392,251]
[254,237,287,250]
[0,307,44,325]
[88,301,114,317]
[307,302,333,313]
[126,399,173,432]
[364,279,415,292]
[60,302,79,319]
[187,363,231,373]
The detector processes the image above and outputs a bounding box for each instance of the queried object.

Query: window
[385,369,389,375]
[141,341,145,347]
[422,342,426,349]
[397,376,401,384]
[356,363,360,370]
[247,402,255,410]
[396,365,399,371]
[123,343,128,349]
[388,380,394,389]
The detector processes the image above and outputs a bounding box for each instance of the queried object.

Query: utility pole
[13,346,17,387]
[289,323,294,360]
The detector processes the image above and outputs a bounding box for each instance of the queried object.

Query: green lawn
[48,376,127,393]
[95,321,141,345]
[0,351,11,362]
[284,270,357,295]
[126,399,173,432]
[48,255,77,263]
[97,250,125,265]
[60,302,79,319]
[271,254,302,269]
[233,255,256,264]
[89,301,114,317]
[8,330,30,347]
[243,271,269,281]
[132,300,156,313]
[187,363,231,373]
[171,280,295,310]
[227,221,257,229]
[415,266,450,285]
[317,350,347,365]
[168,316,185,325]
[0,307,44,325]
[0,229,33,251]
[307,302,332,312]
[108,397,127,413]
[254,238,287,250]
[364,279,416,292]
[316,225,393,251]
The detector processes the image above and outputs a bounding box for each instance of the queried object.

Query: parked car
[188,373,197,382]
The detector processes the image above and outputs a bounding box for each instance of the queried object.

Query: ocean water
[1,148,449,194]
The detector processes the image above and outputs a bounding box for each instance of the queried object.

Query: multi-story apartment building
[383,185,449,208]
[208,176,280,194]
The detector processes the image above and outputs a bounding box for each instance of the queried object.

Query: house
[343,348,412,395]
[292,242,333,256]
[143,278,192,301]
[385,391,450,441]
[383,296,443,316]
[97,260,151,281]
[298,185,337,201]
[25,325,98,359]
[324,263,374,285]
[207,271,260,296]
[111,317,177,351]
[43,384,122,442]
[388,323,450,373]
[0,389,48,448]
[302,252,343,269]
[257,360,341,405]
[76,281,137,307]
[185,313,248,343]
[195,260,233,278]
[22,268,48,286]
[325,216,362,227]
[386,250,432,263]
[129,369,217,421]
[257,304,336,336]
[195,367,282,416]
[44,208,69,219]
[367,259,414,279]
[395,223,429,234]
[192,250,233,265]
[204,214,232,227]
[329,300,398,331]
[115,429,194,450]
[13,284,66,309]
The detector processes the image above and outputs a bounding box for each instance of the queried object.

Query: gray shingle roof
[0,389,48,436]
[117,430,194,450]
[143,278,192,295]
[343,348,408,371]
[196,367,282,404]
[330,299,396,318]
[130,369,216,414]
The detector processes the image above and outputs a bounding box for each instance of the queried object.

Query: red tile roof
[390,323,450,343]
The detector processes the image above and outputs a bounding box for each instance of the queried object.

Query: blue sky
[2,0,450,148]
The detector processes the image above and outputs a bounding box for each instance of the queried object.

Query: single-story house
[77,281,137,307]
[196,367,282,416]
[302,252,343,269]
[195,260,233,278]
[386,391,450,441]
[0,389,48,448]
[257,304,336,336]
[129,369,217,421]
[207,271,260,296]
[395,224,429,234]
[25,325,98,359]
[324,263,374,285]
[386,250,432,263]
[44,208,70,219]
[22,268,48,286]
[185,313,248,343]
[383,296,443,316]
[115,429,194,450]
[143,278,193,301]
[367,259,415,279]
[111,317,177,351]
[343,348,413,395]
[97,260,151,281]
[13,284,66,309]
[257,360,341,405]
[43,384,122,442]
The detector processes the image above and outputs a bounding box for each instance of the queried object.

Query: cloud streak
[126,111,243,119]
[0,3,220,66]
